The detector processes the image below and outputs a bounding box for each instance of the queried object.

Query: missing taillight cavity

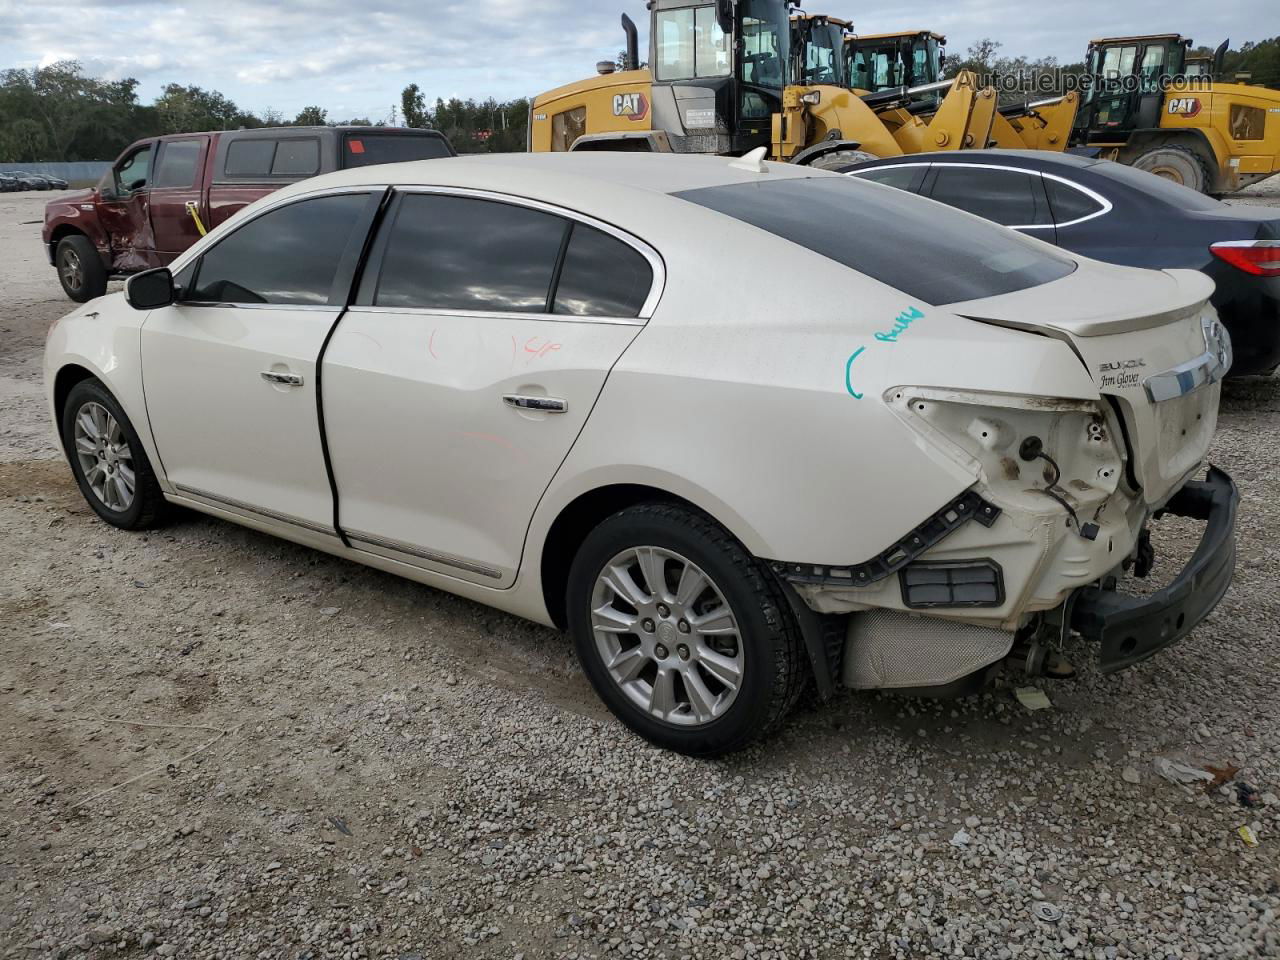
[1210,240,1280,277]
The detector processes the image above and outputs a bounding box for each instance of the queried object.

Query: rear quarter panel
[529,205,1099,569]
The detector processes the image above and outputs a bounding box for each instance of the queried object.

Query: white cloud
[1,0,1267,118]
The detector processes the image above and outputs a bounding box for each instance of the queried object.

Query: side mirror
[715,0,734,35]
[125,267,175,310]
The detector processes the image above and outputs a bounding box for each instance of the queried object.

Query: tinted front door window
[855,166,923,192]
[374,195,568,313]
[153,140,203,189]
[115,146,152,192]
[190,193,368,305]
[929,167,1050,227]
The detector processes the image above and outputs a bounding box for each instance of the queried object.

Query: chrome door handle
[503,394,567,413]
[261,371,304,387]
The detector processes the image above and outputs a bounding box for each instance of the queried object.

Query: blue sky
[0,0,1270,120]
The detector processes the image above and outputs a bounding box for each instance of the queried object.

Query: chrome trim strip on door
[391,184,668,320]
[171,483,336,535]
[344,305,645,326]
[846,161,1115,229]
[345,529,504,580]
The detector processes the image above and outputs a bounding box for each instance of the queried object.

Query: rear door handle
[503,394,567,413]
[261,371,304,387]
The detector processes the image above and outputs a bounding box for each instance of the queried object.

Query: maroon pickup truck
[43,125,454,302]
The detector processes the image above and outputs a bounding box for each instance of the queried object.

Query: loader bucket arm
[915,71,998,151]
[991,92,1080,151]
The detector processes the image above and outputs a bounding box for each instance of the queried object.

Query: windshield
[914,38,942,85]
[654,4,731,81]
[341,133,453,167]
[849,38,921,92]
[675,176,1077,305]
[801,23,848,86]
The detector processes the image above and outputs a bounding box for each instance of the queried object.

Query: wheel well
[53,364,97,427]
[540,484,701,629]
[49,224,89,253]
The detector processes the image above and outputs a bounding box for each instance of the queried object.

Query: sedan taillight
[1210,240,1280,277]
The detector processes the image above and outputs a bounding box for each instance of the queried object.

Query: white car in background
[44,153,1237,755]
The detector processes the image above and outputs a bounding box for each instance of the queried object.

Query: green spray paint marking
[845,305,926,401]
[844,348,865,399]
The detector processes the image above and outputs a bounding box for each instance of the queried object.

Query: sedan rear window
[342,134,453,167]
[675,176,1076,305]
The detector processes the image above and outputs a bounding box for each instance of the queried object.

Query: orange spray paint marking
[523,337,563,363]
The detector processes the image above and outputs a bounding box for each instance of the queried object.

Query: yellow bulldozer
[1071,34,1280,193]
[529,0,1078,167]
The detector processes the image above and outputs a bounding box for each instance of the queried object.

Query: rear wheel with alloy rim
[567,503,806,755]
[61,379,168,530]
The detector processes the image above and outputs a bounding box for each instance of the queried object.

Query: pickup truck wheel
[56,235,108,303]
[61,379,168,531]
[567,503,805,756]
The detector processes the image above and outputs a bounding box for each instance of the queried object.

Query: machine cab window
[654,5,730,81]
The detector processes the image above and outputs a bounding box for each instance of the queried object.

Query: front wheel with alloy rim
[567,503,806,756]
[61,379,168,530]
[56,235,108,303]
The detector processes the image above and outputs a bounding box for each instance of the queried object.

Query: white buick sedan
[45,153,1238,755]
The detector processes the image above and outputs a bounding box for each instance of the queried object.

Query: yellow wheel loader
[844,29,1079,152]
[529,0,1048,167]
[1072,34,1280,193]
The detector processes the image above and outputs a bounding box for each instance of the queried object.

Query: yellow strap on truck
[185,201,208,237]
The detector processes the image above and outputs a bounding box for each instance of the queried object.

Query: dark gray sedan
[840,150,1280,376]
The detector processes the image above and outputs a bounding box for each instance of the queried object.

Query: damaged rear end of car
[779,261,1236,694]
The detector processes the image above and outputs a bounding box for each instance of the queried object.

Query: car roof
[859,150,1102,171]
[265,151,832,204]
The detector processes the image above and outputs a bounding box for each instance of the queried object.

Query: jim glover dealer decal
[612,93,650,121]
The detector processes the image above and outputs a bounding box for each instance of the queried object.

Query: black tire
[1131,144,1211,194]
[56,235,108,303]
[61,379,168,531]
[807,149,881,173]
[567,503,806,756]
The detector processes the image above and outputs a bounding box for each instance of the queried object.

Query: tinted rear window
[675,176,1076,305]
[343,134,453,167]
[224,140,276,178]
[1090,160,1223,212]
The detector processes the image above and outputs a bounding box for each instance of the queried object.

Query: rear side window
[272,139,320,176]
[188,193,368,305]
[342,134,452,167]
[153,140,203,189]
[223,138,321,178]
[852,165,923,192]
[1044,177,1107,224]
[675,176,1076,305]
[553,225,653,318]
[374,195,568,312]
[224,140,276,178]
[928,166,1052,227]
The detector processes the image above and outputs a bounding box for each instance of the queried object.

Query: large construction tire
[807,149,881,173]
[1130,144,1210,194]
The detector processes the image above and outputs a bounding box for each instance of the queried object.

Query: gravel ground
[2,183,1279,960]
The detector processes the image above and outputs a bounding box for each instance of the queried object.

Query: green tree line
[0,61,530,162]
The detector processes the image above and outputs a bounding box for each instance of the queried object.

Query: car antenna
[729,147,770,174]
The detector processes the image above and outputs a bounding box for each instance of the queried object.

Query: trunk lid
[949,262,1227,508]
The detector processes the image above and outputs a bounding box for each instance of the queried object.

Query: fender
[790,138,865,166]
